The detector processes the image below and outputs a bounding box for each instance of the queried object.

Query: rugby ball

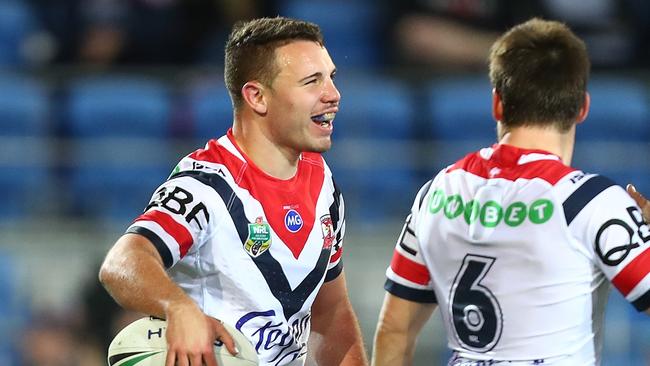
[107,316,258,366]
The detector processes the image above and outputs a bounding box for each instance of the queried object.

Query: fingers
[627,184,650,222]
[218,330,239,356]
[165,350,177,366]
[210,317,239,357]
[203,350,219,366]
[190,353,203,366]
[166,350,217,366]
[626,184,644,204]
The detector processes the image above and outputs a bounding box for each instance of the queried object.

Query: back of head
[224,17,324,109]
[489,18,590,132]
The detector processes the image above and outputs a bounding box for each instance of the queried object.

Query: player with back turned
[99,17,368,366]
[373,18,650,366]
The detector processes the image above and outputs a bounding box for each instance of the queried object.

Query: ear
[492,88,503,122]
[241,81,267,114]
[576,92,590,124]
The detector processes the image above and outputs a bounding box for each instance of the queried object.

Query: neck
[231,113,300,180]
[498,123,576,165]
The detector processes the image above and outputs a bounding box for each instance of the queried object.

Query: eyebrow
[298,72,322,83]
[298,69,337,83]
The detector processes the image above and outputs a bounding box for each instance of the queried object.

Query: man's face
[264,40,340,154]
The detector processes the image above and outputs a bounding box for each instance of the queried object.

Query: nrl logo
[245,216,272,257]
[320,215,335,250]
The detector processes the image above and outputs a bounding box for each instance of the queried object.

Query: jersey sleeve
[566,175,650,311]
[125,174,215,269]
[324,180,345,282]
[384,180,437,303]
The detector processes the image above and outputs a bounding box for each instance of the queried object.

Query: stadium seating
[425,75,496,172]
[325,75,418,222]
[0,250,29,365]
[64,76,175,223]
[0,1,41,67]
[573,76,650,190]
[601,292,650,365]
[279,0,384,69]
[66,77,171,138]
[0,74,52,219]
[579,77,650,141]
[184,76,233,142]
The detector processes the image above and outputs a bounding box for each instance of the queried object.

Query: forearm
[372,324,415,366]
[98,233,195,318]
[396,15,498,68]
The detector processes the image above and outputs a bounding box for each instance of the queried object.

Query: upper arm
[126,174,217,269]
[103,233,164,267]
[311,272,352,325]
[384,181,438,304]
[570,179,650,312]
[99,233,165,285]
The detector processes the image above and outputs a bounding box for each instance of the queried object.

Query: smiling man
[99,17,367,366]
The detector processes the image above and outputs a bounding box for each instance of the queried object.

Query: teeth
[322,112,335,121]
[313,112,336,122]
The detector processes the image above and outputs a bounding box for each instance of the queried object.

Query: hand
[164,301,238,366]
[627,184,650,222]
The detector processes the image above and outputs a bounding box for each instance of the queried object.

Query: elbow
[97,263,111,288]
[375,317,403,338]
[98,262,109,287]
[374,319,400,346]
[374,317,414,351]
[98,257,119,293]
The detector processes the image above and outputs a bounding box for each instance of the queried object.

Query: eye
[304,79,317,85]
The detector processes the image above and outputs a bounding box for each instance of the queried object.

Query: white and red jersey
[125,129,345,366]
[386,144,650,365]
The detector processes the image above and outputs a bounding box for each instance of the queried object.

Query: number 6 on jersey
[449,254,503,352]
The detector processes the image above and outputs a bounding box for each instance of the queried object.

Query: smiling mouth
[312,112,336,128]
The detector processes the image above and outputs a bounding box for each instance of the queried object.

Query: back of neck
[498,125,575,165]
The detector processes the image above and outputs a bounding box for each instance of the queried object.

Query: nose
[322,78,341,104]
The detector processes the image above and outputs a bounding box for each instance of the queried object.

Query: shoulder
[556,172,625,225]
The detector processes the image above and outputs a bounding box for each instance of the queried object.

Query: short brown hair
[489,18,590,132]
[224,17,324,109]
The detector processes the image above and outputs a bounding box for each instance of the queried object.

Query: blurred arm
[372,293,436,366]
[309,272,368,365]
[394,15,498,70]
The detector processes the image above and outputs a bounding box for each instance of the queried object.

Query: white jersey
[126,130,345,366]
[386,144,650,365]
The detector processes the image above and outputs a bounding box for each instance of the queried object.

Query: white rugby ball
[107,316,258,366]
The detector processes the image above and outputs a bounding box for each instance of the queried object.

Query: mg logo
[284,209,303,233]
